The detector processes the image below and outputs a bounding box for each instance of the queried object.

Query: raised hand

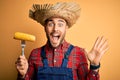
[86,36,109,65]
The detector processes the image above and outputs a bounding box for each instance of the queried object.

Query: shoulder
[72,45,88,64]
[29,46,44,59]
[28,45,46,62]
[72,45,87,60]
[72,45,86,54]
[31,47,41,55]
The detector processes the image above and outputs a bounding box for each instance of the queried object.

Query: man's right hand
[15,55,28,78]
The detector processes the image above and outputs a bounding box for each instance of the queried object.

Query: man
[16,2,108,80]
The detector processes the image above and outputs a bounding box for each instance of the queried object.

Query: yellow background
[0,0,120,80]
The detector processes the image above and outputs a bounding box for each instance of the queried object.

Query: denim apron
[37,45,74,80]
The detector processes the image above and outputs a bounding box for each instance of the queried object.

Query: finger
[100,45,109,55]
[97,36,107,49]
[20,55,27,60]
[20,61,26,65]
[17,55,27,63]
[16,59,25,64]
[16,63,23,66]
[17,55,26,61]
[16,61,25,66]
[16,61,27,69]
[93,36,102,49]
[17,65,25,70]
[16,58,27,66]
[100,41,109,54]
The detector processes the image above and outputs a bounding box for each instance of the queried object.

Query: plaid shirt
[17,41,99,80]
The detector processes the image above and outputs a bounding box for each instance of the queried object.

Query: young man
[16,2,108,80]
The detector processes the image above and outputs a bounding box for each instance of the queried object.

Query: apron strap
[61,45,74,67]
[41,46,49,67]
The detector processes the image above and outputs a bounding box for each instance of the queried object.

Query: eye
[47,22,54,27]
[58,23,64,27]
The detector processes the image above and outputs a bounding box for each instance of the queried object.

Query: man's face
[45,17,68,48]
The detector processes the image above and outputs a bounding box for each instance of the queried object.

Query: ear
[66,25,69,30]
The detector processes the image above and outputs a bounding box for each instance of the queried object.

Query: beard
[46,31,66,48]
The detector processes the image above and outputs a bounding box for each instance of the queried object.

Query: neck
[47,40,65,49]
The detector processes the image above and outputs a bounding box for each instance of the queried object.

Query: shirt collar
[45,40,70,51]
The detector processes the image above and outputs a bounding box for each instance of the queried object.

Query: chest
[34,49,80,70]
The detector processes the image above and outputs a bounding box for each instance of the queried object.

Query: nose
[53,24,58,31]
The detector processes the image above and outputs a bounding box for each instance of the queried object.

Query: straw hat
[29,2,81,28]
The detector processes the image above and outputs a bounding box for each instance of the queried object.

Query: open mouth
[51,34,60,44]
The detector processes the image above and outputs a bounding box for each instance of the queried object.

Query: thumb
[20,54,27,60]
[84,48,88,59]
[84,48,88,56]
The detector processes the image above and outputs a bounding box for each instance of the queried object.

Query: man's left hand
[86,36,109,66]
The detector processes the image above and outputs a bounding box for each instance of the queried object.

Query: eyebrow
[48,19,66,23]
